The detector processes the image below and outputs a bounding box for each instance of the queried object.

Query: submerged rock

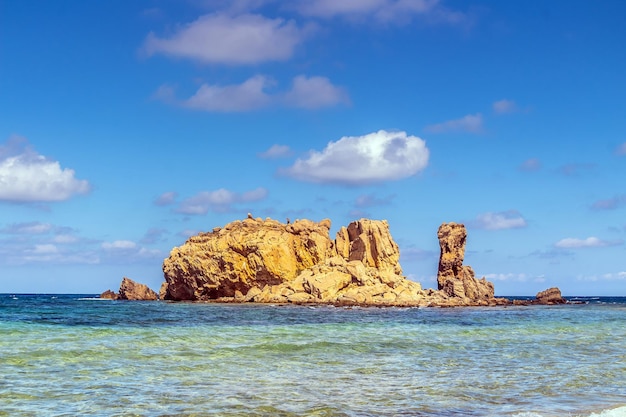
[161,216,504,307]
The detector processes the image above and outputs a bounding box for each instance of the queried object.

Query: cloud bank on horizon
[1,0,625,295]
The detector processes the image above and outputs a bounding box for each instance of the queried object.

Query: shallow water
[1,295,625,416]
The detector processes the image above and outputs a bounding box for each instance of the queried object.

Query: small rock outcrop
[161,216,504,306]
[117,277,158,301]
[512,287,567,305]
[535,287,566,304]
[436,222,496,303]
[99,289,118,300]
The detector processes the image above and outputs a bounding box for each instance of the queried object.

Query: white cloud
[484,273,529,282]
[258,144,293,159]
[470,211,527,230]
[154,191,178,206]
[159,75,348,112]
[4,241,99,265]
[484,273,545,284]
[554,237,623,249]
[19,250,99,265]
[0,221,52,234]
[177,187,268,214]
[298,0,388,18]
[137,247,164,258]
[577,271,626,281]
[492,99,517,114]
[296,0,468,25]
[283,130,429,185]
[31,244,59,255]
[283,75,350,108]
[100,239,164,262]
[425,113,483,134]
[616,142,626,156]
[52,234,79,244]
[143,13,305,64]
[0,136,90,203]
[102,240,137,251]
[183,75,273,112]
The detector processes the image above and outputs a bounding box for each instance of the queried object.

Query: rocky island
[103,216,565,307]
[158,216,507,306]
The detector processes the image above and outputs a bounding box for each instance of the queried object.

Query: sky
[1,0,625,296]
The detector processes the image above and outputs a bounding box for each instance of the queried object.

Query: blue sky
[1,0,625,295]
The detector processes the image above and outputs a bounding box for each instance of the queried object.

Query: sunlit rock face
[161,217,334,301]
[161,216,504,306]
[436,222,495,303]
[117,277,158,301]
[535,287,566,304]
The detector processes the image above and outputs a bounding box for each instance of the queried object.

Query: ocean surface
[0,295,624,417]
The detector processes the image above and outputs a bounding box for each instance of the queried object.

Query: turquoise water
[1,295,625,416]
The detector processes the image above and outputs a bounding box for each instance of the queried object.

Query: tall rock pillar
[437,222,494,301]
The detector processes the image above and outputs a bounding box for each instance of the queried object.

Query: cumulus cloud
[283,75,350,108]
[295,0,468,25]
[157,75,348,112]
[591,194,626,210]
[177,187,268,214]
[258,144,293,159]
[615,142,626,156]
[0,136,90,203]
[143,13,305,64]
[519,158,542,172]
[425,113,483,134]
[469,211,527,230]
[554,237,623,249]
[283,130,429,185]
[492,99,517,114]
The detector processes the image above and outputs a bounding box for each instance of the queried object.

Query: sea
[0,294,624,417]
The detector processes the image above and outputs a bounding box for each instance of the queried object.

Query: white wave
[77,297,111,301]
[589,405,626,417]
[512,406,626,417]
